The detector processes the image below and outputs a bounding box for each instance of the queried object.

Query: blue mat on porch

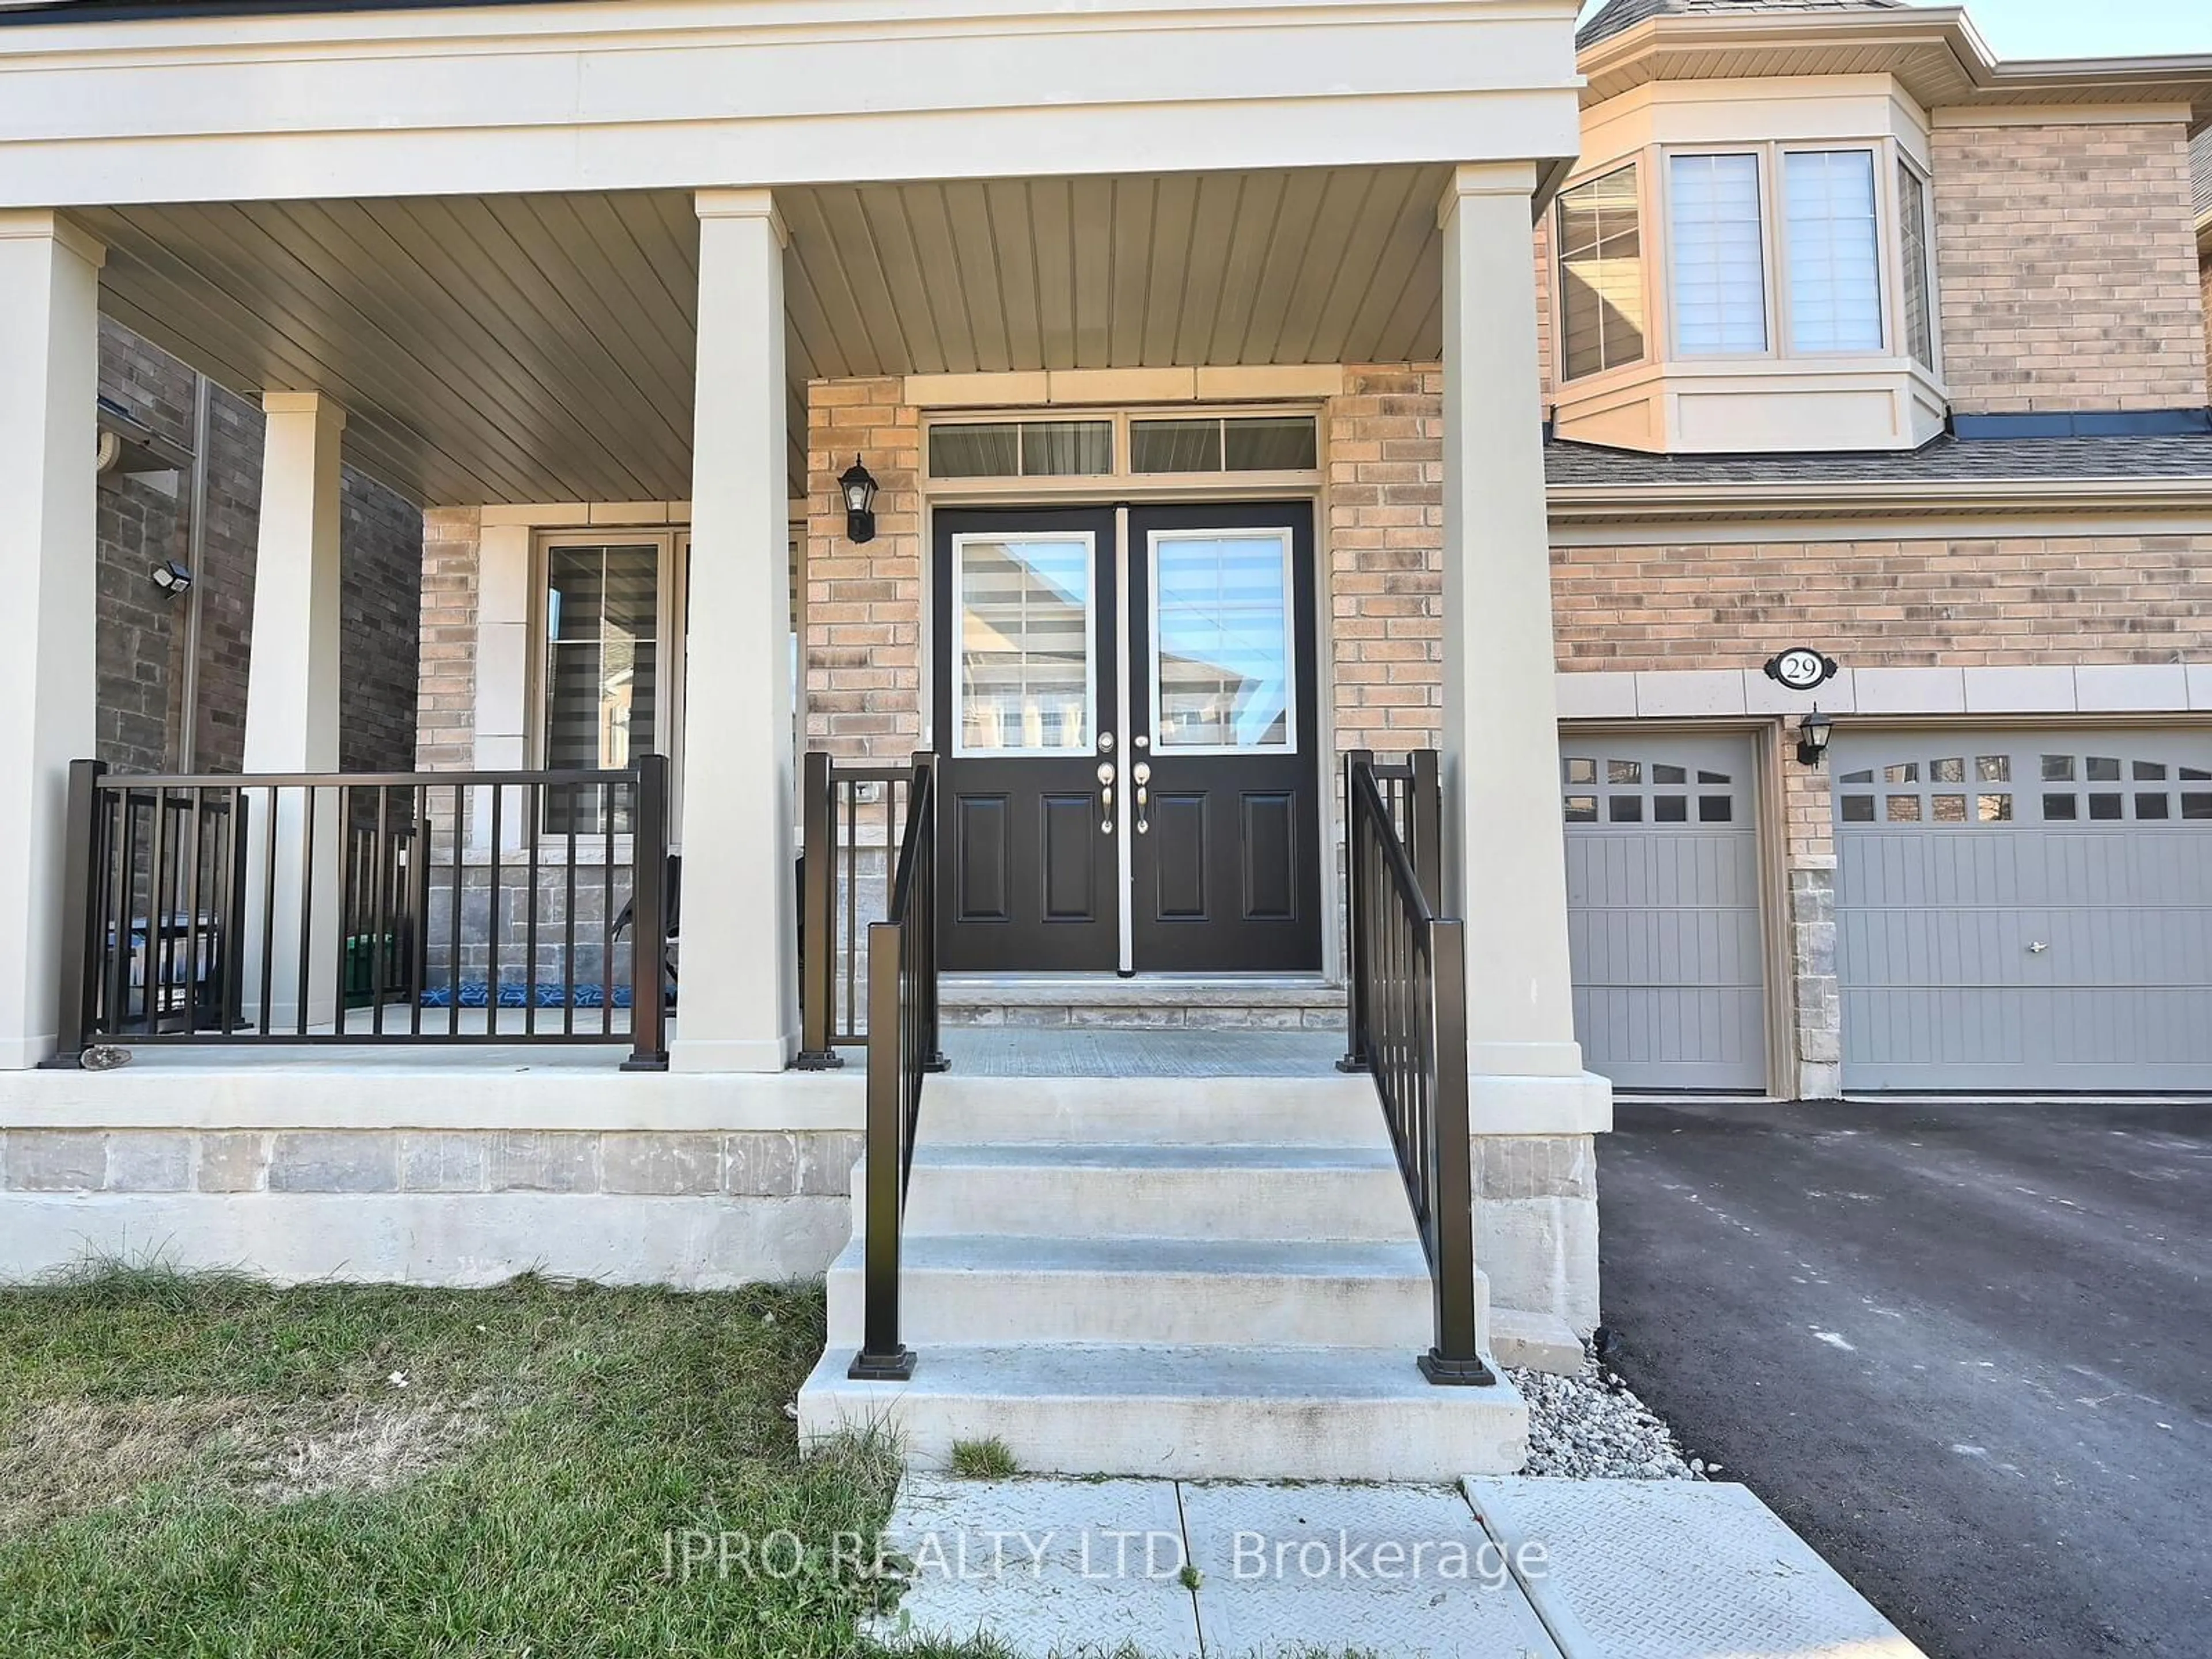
[418,980,634,1010]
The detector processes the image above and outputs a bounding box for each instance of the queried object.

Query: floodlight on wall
[839,456,879,544]
[150,560,194,597]
[1796,707,1834,768]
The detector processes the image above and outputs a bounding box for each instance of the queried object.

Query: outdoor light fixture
[839,456,879,544]
[150,560,194,597]
[1796,707,1834,768]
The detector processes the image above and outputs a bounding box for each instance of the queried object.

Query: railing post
[849,915,916,1381]
[622,753,671,1072]
[1420,917,1493,1387]
[795,749,843,1070]
[1336,749,1374,1073]
[914,751,949,1074]
[40,759,107,1070]
[1409,749,1444,911]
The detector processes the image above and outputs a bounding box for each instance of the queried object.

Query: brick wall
[1933,120,2210,414]
[338,468,423,772]
[98,321,423,775]
[1325,365,1445,759]
[1551,533,2212,671]
[803,378,923,762]
[415,508,482,771]
[93,321,262,773]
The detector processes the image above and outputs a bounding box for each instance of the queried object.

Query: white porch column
[671,188,797,1072]
[0,213,101,1069]
[243,392,347,1030]
[1438,164,1610,1125]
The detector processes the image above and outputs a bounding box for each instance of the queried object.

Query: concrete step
[825,1233,1479,1351]
[797,1341,1529,1481]
[916,1073,1383,1147]
[877,1142,1412,1243]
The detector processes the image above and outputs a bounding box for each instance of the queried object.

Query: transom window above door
[923,409,1321,486]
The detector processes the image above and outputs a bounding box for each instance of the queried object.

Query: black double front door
[934,502,1321,976]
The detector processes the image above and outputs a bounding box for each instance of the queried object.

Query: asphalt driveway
[1597,1098,2211,1659]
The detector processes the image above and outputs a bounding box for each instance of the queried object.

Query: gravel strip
[1509,1356,1711,1482]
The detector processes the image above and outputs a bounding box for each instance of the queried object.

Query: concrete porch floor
[69,1024,1349,1081]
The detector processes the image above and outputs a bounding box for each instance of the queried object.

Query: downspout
[177,373,211,771]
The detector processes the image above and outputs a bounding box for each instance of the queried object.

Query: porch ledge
[1469,1071,1614,1138]
[0,1052,864,1134]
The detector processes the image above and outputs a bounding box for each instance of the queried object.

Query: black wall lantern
[1796,707,1834,768]
[839,456,878,544]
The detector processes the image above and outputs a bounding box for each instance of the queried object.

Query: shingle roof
[1578,0,1904,52]
[1546,433,2212,486]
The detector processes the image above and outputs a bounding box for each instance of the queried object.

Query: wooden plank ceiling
[81,165,1448,508]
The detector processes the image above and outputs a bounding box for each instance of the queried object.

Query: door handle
[1099,731,1115,754]
[1132,762,1152,786]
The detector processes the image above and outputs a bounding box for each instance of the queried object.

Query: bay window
[1783,150,1884,353]
[1668,152,1768,355]
[1557,163,1647,381]
[1897,161,1937,370]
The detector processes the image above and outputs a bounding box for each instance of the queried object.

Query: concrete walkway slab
[1467,1478,1925,1659]
[870,1472,1925,1659]
[872,1476,1200,1657]
[1181,1481,1562,1658]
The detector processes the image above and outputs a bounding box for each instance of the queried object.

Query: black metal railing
[48,756,670,1070]
[1342,749,1491,1387]
[797,750,926,1068]
[847,752,946,1382]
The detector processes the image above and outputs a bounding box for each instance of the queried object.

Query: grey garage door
[1834,731,2212,1090]
[1561,733,1767,1090]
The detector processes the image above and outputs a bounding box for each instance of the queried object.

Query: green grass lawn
[0,1267,1007,1659]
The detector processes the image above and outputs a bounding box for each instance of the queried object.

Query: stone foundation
[0,1127,861,1289]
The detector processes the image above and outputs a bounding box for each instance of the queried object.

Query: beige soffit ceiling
[80,165,1449,507]
[1578,6,2212,124]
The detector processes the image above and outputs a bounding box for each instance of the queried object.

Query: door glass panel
[1150,531,1294,752]
[954,536,1094,756]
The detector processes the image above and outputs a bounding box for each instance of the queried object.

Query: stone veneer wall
[1933,119,2210,414]
[0,1127,859,1288]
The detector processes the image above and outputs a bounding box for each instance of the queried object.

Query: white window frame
[1777,143,1888,358]
[529,527,690,848]
[921,404,1324,495]
[1892,151,1941,374]
[1555,159,1650,384]
[1145,524,1300,759]
[947,528,1101,761]
[1662,146,1776,361]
